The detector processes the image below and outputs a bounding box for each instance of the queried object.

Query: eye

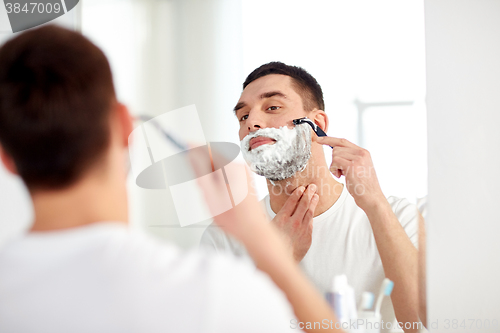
[239,114,248,122]
[266,106,281,111]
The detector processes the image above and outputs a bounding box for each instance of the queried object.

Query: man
[201,62,425,332]
[0,26,342,332]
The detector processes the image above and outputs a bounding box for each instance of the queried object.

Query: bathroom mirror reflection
[78,0,428,220]
[83,0,429,330]
[82,1,426,330]
[0,0,429,331]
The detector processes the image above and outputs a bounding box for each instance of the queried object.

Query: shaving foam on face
[240,124,311,181]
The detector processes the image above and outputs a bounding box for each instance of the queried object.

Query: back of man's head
[0,25,116,191]
[243,61,325,112]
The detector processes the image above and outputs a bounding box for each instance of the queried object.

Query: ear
[0,144,18,175]
[115,102,133,148]
[311,109,329,133]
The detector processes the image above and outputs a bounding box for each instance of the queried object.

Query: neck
[30,164,129,232]
[267,157,343,217]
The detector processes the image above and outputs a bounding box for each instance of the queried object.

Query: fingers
[280,186,306,217]
[310,194,319,213]
[332,146,359,162]
[330,155,352,178]
[330,147,358,178]
[292,184,317,219]
[316,136,359,149]
[304,194,319,229]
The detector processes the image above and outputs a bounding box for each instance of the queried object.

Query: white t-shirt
[0,222,299,333]
[200,185,419,331]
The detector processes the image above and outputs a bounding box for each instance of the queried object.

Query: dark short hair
[243,62,325,111]
[0,25,116,190]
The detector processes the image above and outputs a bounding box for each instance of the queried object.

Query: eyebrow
[233,91,287,114]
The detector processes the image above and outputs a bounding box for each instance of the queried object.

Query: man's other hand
[271,184,319,262]
[316,136,386,212]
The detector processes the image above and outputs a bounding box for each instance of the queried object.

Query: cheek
[274,114,298,129]
[239,127,247,141]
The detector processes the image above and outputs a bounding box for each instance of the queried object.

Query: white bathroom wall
[425,1,500,331]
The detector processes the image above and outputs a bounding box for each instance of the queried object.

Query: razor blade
[292,117,327,137]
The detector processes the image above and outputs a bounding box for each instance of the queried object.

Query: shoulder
[198,196,270,255]
[200,223,228,249]
[199,223,252,260]
[199,223,235,251]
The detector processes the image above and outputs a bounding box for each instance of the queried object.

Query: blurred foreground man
[0,26,343,333]
[202,62,426,332]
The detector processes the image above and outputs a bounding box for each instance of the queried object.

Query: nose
[246,111,262,132]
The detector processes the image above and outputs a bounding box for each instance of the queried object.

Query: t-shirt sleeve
[387,197,420,249]
[203,253,301,333]
[199,224,252,260]
[199,223,228,253]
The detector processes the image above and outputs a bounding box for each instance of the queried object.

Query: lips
[249,136,276,150]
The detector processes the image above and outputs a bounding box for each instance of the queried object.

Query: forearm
[235,219,342,332]
[365,202,420,332]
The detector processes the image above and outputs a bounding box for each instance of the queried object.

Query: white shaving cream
[240,124,311,181]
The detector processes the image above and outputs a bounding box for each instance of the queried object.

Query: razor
[292,117,327,137]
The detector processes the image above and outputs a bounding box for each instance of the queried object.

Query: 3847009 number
[444,319,498,330]
[5,2,62,14]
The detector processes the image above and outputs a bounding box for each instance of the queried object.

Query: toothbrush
[292,117,328,137]
[358,291,375,313]
[374,278,394,316]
